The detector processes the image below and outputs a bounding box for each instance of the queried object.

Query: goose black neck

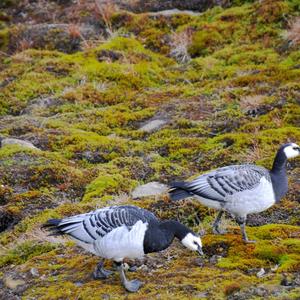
[159,220,191,240]
[271,149,287,173]
[143,220,191,254]
[270,148,288,203]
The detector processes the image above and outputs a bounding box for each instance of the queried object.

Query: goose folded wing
[185,165,268,202]
[52,206,157,243]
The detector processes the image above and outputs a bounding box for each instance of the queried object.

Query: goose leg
[112,261,137,272]
[117,262,143,292]
[93,259,113,279]
[236,216,256,243]
[212,211,226,234]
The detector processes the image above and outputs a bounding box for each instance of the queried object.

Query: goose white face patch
[284,143,300,159]
[181,233,202,251]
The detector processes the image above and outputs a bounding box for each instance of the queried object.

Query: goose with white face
[169,142,300,243]
[181,232,203,255]
[283,143,300,159]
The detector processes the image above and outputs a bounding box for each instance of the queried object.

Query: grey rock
[131,182,168,199]
[115,0,230,13]
[3,276,26,290]
[74,281,84,287]
[30,268,39,278]
[139,119,167,133]
[1,138,40,150]
[209,255,222,264]
[8,23,100,54]
[147,9,202,16]
[0,210,16,233]
[256,268,265,278]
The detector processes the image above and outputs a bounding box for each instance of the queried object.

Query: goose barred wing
[184,165,270,202]
[44,206,158,243]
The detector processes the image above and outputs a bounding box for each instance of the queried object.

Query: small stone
[195,292,208,298]
[131,182,168,199]
[193,257,205,267]
[138,264,149,272]
[1,138,39,150]
[256,268,265,278]
[280,273,292,286]
[74,281,83,287]
[209,255,221,264]
[139,119,167,133]
[30,268,39,277]
[4,276,26,290]
[271,265,279,272]
[101,294,110,300]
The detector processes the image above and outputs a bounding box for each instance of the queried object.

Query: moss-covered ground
[0,0,299,299]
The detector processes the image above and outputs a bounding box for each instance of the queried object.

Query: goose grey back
[169,143,300,243]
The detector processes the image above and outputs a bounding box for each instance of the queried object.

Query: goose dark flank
[43,205,202,292]
[169,143,300,243]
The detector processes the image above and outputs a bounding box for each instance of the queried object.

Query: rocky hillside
[0,0,299,299]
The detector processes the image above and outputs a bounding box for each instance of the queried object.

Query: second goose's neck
[271,150,287,173]
[270,149,288,203]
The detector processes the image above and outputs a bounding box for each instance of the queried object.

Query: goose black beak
[197,245,203,256]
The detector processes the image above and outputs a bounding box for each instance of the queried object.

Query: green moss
[0,27,9,51]
[0,241,57,267]
[189,28,225,57]
[253,224,300,240]
[278,254,300,271]
[83,174,132,202]
[0,1,300,297]
[255,0,290,24]
[253,243,287,263]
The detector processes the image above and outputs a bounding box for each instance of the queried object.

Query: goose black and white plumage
[43,205,202,292]
[169,143,300,243]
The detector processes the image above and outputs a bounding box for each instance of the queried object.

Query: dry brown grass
[169,28,193,63]
[68,24,82,39]
[94,0,118,36]
[17,38,33,52]
[271,111,284,127]
[239,94,266,112]
[238,135,267,163]
[284,17,300,46]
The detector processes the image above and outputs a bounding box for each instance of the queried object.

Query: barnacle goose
[43,205,202,292]
[169,143,300,243]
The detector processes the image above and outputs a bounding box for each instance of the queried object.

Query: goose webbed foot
[93,260,113,279]
[123,278,143,292]
[118,262,143,292]
[237,217,256,244]
[212,211,226,235]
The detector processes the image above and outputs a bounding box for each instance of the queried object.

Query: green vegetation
[0,0,299,298]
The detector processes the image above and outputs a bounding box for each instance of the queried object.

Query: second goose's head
[282,143,300,159]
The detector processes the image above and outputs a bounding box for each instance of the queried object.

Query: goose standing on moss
[169,143,300,243]
[43,205,203,292]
